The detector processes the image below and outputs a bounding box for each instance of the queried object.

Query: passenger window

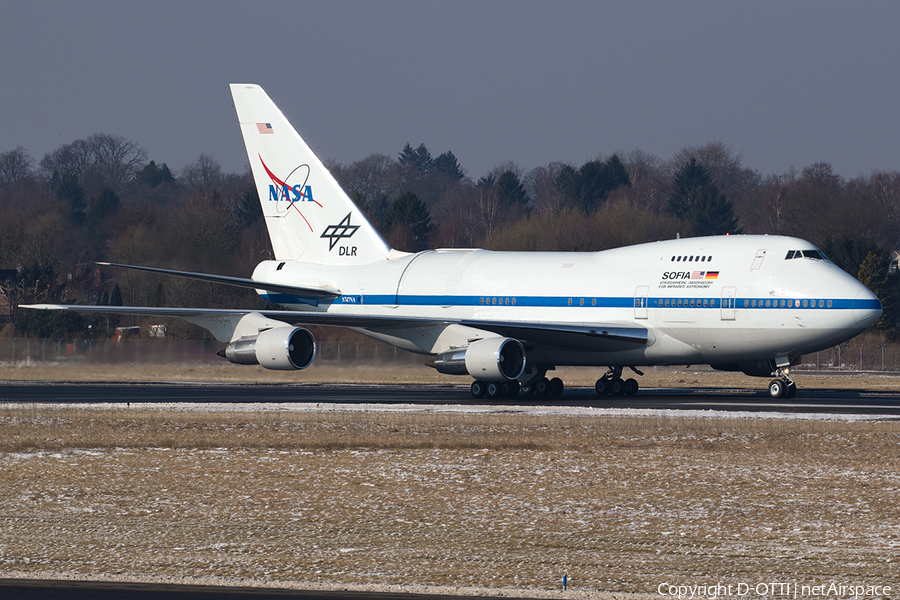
[703,299,708,307]
[818,300,823,308]
[744,299,749,307]
[827,300,833,308]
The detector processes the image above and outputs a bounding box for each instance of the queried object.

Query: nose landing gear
[767,367,797,399]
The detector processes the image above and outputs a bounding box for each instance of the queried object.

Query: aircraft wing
[96,262,341,299]
[22,304,647,352]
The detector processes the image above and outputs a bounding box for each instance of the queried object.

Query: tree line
[1,134,899,339]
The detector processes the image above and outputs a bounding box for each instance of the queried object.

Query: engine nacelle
[711,360,776,378]
[433,337,526,381]
[224,326,316,370]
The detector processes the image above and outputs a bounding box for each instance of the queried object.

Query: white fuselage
[252,235,881,367]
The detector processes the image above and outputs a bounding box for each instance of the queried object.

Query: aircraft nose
[854,287,882,329]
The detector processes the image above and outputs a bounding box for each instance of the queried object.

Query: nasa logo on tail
[321,213,360,256]
[258,155,322,231]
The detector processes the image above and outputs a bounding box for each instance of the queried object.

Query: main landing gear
[767,367,797,399]
[470,376,564,398]
[470,365,645,398]
[594,366,642,397]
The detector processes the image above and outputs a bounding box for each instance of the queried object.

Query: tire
[768,379,785,399]
[520,383,535,396]
[535,377,550,395]
[471,380,486,398]
[505,380,521,397]
[785,382,797,398]
[610,378,626,396]
[595,378,610,396]
[549,377,564,396]
[624,378,639,396]
[487,381,503,398]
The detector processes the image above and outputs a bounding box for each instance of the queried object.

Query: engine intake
[224,326,316,370]
[433,337,526,381]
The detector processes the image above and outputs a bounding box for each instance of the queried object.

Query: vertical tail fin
[230,83,391,265]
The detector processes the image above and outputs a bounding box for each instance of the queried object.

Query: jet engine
[711,360,776,378]
[433,337,526,381]
[222,326,316,370]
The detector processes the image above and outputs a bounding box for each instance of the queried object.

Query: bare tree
[40,134,147,196]
[0,146,34,185]
[669,141,759,201]
[180,154,225,194]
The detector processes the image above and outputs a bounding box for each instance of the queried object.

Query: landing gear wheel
[549,377,564,396]
[785,382,797,398]
[487,381,503,398]
[768,379,786,399]
[610,378,627,396]
[595,377,611,396]
[520,383,535,396]
[535,377,551,395]
[624,378,639,397]
[471,380,486,398]
[505,380,521,397]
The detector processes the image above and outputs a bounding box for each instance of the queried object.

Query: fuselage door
[721,286,736,321]
[750,249,767,271]
[634,285,649,320]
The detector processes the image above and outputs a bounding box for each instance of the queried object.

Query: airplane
[23,83,883,400]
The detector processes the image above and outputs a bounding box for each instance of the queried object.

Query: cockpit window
[785,249,827,261]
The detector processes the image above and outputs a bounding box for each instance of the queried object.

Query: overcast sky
[2,1,899,181]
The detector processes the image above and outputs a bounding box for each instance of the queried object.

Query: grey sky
[2,1,899,181]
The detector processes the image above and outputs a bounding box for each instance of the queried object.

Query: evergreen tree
[856,251,892,331]
[135,160,175,188]
[398,143,433,176]
[668,159,741,236]
[555,157,631,214]
[496,171,529,206]
[476,173,496,189]
[386,192,434,251]
[432,151,465,181]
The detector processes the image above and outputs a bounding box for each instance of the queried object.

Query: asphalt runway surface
[0,580,531,600]
[2,380,900,415]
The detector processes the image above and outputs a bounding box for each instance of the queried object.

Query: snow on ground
[1,401,898,598]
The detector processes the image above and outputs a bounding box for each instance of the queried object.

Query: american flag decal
[257,123,274,134]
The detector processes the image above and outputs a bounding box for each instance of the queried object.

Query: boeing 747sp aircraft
[24,84,883,399]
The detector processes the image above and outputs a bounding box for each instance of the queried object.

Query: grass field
[1,403,898,598]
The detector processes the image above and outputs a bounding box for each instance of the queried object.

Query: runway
[0,579,521,600]
[2,380,900,415]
